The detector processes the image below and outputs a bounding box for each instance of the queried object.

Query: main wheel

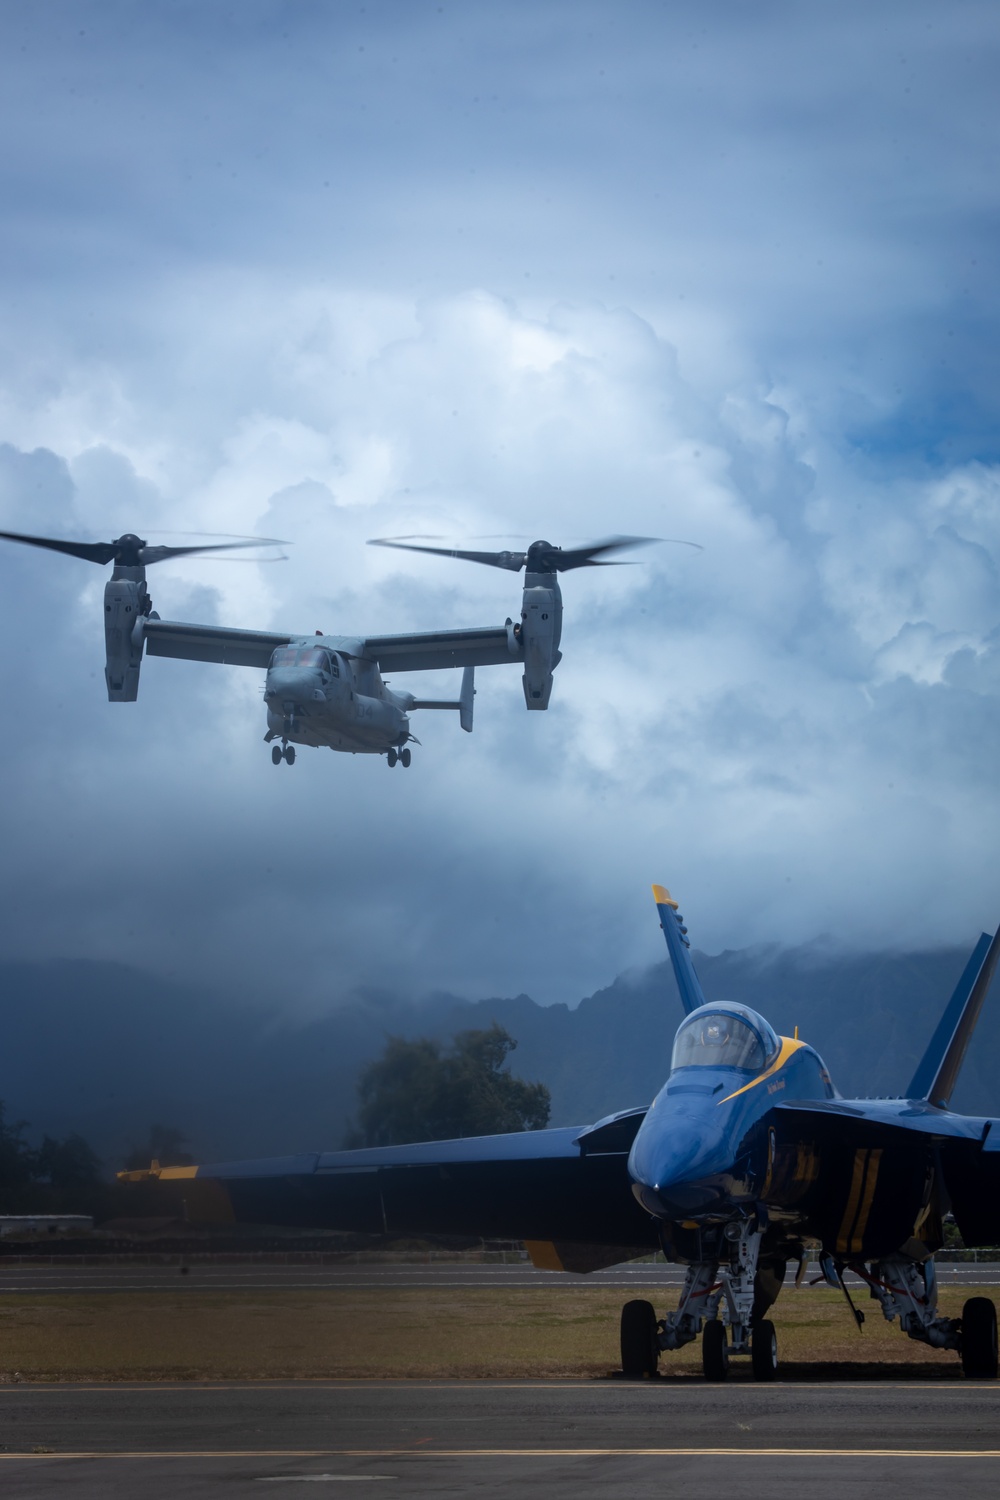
[400,747,411,767]
[702,1319,729,1381]
[962,1297,998,1378]
[387,748,398,767]
[619,1299,658,1377]
[271,745,282,765]
[751,1319,778,1381]
[284,744,296,765]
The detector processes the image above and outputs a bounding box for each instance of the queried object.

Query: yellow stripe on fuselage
[716,1037,803,1105]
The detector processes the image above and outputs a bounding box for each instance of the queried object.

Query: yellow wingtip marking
[651,884,677,908]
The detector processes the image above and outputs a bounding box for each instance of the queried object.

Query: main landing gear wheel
[962,1297,999,1378]
[400,747,411,767]
[271,745,282,765]
[751,1319,778,1381]
[272,744,296,765]
[284,744,295,765]
[620,1299,658,1378]
[387,748,398,767]
[702,1319,729,1381]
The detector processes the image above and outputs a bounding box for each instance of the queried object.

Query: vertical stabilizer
[907,923,1000,1107]
[652,884,708,1016]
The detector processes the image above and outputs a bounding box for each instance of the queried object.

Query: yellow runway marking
[2,1448,1000,1460]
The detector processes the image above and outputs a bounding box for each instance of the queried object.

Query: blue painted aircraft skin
[124,882,1000,1380]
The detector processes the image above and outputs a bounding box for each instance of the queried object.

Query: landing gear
[961,1297,999,1378]
[387,748,398,767]
[620,1299,658,1377]
[387,746,412,768]
[284,744,295,765]
[751,1318,778,1381]
[272,745,282,765]
[271,742,296,765]
[702,1319,728,1381]
[651,1218,780,1380]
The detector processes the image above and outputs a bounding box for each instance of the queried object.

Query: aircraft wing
[360,626,519,674]
[143,619,293,669]
[121,1109,658,1273]
[774,1098,1000,1251]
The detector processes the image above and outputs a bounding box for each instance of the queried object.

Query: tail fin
[907,922,1000,1107]
[652,884,708,1015]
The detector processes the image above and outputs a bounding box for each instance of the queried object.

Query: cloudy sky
[1,0,999,1013]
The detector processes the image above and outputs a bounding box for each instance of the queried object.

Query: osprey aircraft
[0,527,658,767]
[123,886,1000,1381]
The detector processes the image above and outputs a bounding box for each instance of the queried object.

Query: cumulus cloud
[0,3,998,1015]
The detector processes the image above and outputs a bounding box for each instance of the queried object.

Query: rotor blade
[549,535,661,571]
[368,538,526,571]
[0,529,118,565]
[138,539,283,566]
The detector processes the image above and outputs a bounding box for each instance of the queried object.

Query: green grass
[0,1284,986,1381]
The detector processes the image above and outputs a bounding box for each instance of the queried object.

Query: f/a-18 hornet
[0,527,659,767]
[124,886,1000,1381]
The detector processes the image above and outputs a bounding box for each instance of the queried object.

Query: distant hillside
[1,941,997,1169]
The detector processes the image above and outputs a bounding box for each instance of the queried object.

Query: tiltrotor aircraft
[0,527,656,767]
[124,885,1000,1381]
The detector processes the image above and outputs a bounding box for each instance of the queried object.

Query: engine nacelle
[104,570,150,701]
[520,581,563,710]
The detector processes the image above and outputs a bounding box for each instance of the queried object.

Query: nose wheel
[387,747,412,768]
[271,743,296,765]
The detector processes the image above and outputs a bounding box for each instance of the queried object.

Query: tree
[0,1101,107,1215]
[351,1023,551,1147]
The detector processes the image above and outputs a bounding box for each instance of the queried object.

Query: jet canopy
[671,1003,779,1074]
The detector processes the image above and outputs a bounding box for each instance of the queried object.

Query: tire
[284,744,296,765]
[271,745,282,765]
[962,1297,998,1378]
[702,1319,728,1381]
[387,748,398,767]
[751,1319,778,1382]
[400,747,411,768]
[620,1299,658,1377]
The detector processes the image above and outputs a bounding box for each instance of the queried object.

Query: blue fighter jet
[124,885,1000,1381]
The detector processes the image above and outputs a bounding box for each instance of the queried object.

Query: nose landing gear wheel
[702,1319,729,1381]
[271,745,282,766]
[620,1299,659,1378]
[751,1319,778,1381]
[387,748,398,767]
[283,744,295,765]
[400,747,411,768]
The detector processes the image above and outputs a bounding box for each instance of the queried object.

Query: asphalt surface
[0,1260,997,1292]
[0,1379,998,1498]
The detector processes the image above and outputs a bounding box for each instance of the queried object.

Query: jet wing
[121,1109,658,1273]
[774,1098,1000,1251]
[143,619,293,669]
[360,626,519,674]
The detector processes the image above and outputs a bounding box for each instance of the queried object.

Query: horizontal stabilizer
[652,884,708,1015]
[907,923,1000,1107]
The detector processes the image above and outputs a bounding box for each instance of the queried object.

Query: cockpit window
[671,1006,778,1073]
[270,647,333,673]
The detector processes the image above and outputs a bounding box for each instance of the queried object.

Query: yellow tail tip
[652,883,678,909]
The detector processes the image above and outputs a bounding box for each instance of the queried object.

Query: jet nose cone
[628,1108,730,1219]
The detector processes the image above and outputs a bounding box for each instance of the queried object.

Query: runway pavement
[0,1378,998,1498]
[0,1259,997,1292]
